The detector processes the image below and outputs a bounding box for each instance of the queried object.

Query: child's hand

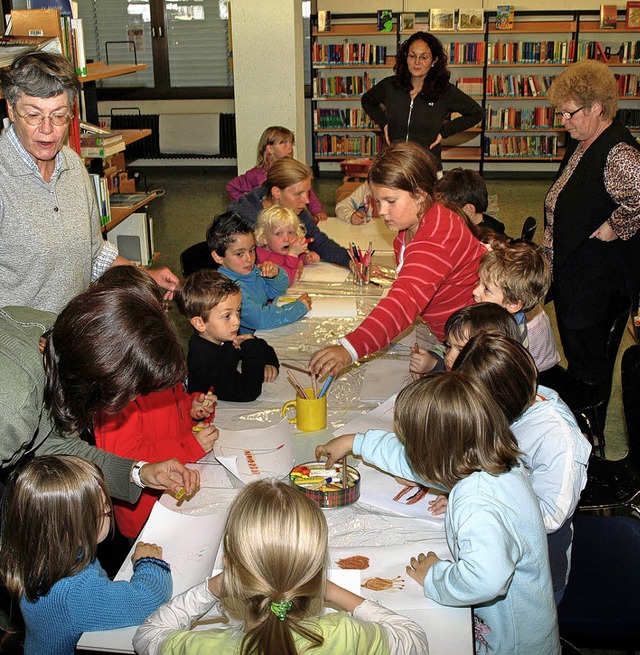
[303,251,320,265]
[294,261,304,282]
[257,261,279,278]
[351,210,367,225]
[288,236,309,258]
[297,293,312,311]
[132,541,163,563]
[409,346,437,378]
[191,391,217,420]
[406,551,440,586]
[192,424,219,453]
[315,433,355,468]
[428,494,449,516]
[264,364,278,383]
[232,334,254,349]
[314,212,328,223]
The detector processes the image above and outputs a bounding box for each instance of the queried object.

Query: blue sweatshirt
[218,264,307,333]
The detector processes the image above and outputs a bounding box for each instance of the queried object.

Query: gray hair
[0,51,81,107]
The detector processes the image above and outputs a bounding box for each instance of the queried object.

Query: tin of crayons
[289,461,360,508]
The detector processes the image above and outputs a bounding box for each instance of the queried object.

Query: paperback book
[495,5,515,30]
[377,10,393,32]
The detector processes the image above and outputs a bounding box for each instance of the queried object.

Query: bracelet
[131,461,149,488]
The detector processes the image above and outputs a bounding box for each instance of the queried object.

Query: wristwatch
[131,461,149,488]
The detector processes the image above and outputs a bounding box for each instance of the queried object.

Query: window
[77,0,232,95]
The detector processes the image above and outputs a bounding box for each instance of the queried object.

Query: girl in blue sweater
[0,456,172,655]
[316,373,560,654]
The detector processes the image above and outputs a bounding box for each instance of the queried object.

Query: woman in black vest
[544,60,640,388]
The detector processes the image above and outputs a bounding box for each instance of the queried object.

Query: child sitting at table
[133,478,428,655]
[335,181,376,225]
[410,241,557,376]
[226,125,327,223]
[175,269,280,401]
[315,374,561,655]
[0,456,172,655]
[254,205,320,285]
[453,333,591,605]
[208,212,312,333]
[91,266,218,539]
[410,302,520,376]
[435,167,506,235]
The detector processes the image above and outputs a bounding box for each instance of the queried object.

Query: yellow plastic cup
[281,388,327,432]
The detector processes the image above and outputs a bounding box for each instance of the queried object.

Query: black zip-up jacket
[361,76,483,166]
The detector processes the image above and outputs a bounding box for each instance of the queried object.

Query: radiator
[109,112,236,159]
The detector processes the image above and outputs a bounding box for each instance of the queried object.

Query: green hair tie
[270,600,293,621]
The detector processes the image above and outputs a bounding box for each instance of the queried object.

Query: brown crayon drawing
[336,555,370,570]
[362,576,405,591]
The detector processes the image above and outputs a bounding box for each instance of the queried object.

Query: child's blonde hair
[254,205,305,246]
[478,242,551,312]
[0,456,112,602]
[257,126,295,169]
[221,479,327,655]
[394,373,520,490]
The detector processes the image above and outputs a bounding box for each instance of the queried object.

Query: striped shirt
[344,202,485,359]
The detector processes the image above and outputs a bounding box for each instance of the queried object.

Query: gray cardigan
[0,306,140,503]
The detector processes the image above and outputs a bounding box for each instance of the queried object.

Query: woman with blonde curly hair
[543,60,640,410]
[134,479,428,655]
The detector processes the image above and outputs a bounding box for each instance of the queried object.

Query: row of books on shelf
[90,173,112,228]
[617,107,640,128]
[444,41,486,65]
[488,40,575,65]
[313,108,375,129]
[485,73,557,97]
[312,42,388,66]
[456,77,484,97]
[8,8,86,76]
[486,105,564,130]
[484,135,560,158]
[576,40,640,63]
[314,134,385,158]
[615,73,640,95]
[312,73,379,98]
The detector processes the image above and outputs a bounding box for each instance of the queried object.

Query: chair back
[180,241,217,277]
[602,290,632,401]
[622,344,640,467]
[520,216,537,242]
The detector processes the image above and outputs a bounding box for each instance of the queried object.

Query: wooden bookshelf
[107,192,158,232]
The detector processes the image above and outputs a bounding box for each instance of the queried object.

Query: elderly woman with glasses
[0,51,177,313]
[361,31,482,170]
[544,60,640,390]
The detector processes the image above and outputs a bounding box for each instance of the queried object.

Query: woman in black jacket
[361,31,482,170]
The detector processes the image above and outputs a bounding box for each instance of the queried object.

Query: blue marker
[318,376,334,399]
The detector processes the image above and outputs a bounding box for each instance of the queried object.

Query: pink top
[344,203,485,358]
[226,166,325,216]
[255,245,302,285]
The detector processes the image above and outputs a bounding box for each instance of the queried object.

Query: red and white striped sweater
[344,203,485,358]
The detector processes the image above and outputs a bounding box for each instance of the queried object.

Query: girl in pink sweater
[226,126,327,222]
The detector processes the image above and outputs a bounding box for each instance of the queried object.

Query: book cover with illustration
[600,4,618,28]
[495,5,515,30]
[377,9,393,32]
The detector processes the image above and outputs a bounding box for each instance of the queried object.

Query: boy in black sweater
[175,270,279,402]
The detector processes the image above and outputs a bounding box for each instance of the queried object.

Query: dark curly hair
[393,32,450,101]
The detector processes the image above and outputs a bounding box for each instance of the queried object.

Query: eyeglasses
[408,52,432,62]
[14,110,73,127]
[555,106,585,120]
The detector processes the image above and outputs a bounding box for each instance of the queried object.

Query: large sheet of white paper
[300,262,350,283]
[358,463,444,524]
[359,358,413,401]
[213,418,294,484]
[322,216,396,252]
[278,295,357,318]
[333,393,396,437]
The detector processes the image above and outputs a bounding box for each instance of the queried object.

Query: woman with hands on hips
[361,32,483,171]
[309,141,485,379]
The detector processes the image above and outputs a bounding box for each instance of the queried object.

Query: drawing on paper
[336,555,370,570]
[393,484,429,506]
[362,576,405,591]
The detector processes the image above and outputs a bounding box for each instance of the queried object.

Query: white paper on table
[330,541,452,611]
[212,418,294,484]
[360,358,413,401]
[300,262,349,283]
[358,463,445,524]
[278,295,357,318]
[333,394,396,437]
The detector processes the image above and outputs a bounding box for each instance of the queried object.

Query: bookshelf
[311,9,640,174]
